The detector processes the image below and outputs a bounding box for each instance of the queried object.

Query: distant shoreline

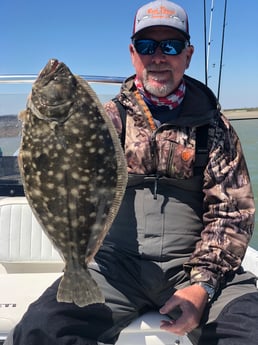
[223,109,258,120]
[0,115,21,137]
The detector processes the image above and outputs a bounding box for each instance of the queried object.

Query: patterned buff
[134,77,185,109]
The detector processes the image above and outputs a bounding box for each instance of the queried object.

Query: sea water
[232,119,258,249]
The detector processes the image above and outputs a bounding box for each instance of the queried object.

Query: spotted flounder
[18,59,127,307]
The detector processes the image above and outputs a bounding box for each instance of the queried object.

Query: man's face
[130,27,194,97]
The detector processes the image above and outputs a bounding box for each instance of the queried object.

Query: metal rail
[0,75,125,84]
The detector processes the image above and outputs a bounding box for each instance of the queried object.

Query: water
[0,137,21,156]
[231,119,258,249]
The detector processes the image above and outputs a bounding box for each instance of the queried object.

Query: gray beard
[143,80,174,97]
[142,69,175,97]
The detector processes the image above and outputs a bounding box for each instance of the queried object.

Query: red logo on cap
[147,6,176,19]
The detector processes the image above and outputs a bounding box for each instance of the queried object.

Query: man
[5,1,258,344]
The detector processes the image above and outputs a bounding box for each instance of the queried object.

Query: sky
[1,0,258,110]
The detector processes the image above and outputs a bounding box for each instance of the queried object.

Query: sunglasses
[133,39,189,56]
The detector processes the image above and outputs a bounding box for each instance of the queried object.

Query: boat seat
[0,197,63,273]
[242,246,258,285]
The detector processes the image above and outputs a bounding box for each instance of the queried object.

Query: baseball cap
[132,0,190,40]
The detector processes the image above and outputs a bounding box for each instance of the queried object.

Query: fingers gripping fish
[18,59,128,307]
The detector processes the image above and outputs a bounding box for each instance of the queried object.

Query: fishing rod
[203,0,215,87]
[217,0,228,101]
[203,0,208,85]
[207,0,214,83]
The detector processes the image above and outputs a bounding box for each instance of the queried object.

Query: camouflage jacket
[103,74,255,290]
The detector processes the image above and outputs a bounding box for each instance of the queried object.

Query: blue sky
[1,0,258,110]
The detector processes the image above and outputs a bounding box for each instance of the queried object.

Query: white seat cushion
[0,197,63,273]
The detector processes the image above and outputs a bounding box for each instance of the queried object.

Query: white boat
[0,76,257,345]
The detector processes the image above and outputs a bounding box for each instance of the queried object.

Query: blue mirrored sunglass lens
[134,40,158,55]
[134,39,186,56]
[160,40,185,55]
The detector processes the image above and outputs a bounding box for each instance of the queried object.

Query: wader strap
[127,174,203,192]
[194,124,209,175]
[112,97,126,148]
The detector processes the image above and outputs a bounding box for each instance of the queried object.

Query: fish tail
[57,268,104,307]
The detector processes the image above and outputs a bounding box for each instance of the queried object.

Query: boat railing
[0,74,125,84]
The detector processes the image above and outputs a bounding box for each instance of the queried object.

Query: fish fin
[18,109,27,121]
[57,268,105,307]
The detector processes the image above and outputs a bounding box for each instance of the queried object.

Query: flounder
[18,59,127,307]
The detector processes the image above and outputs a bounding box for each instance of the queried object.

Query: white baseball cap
[132,0,190,39]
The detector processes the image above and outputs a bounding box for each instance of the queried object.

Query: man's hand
[159,284,208,335]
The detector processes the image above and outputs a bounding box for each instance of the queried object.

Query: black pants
[7,247,258,345]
